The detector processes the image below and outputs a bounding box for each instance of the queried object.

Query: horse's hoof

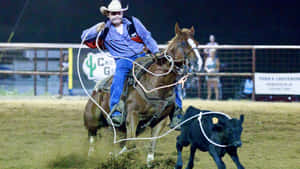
[88,146,95,157]
[118,146,128,155]
[147,153,154,167]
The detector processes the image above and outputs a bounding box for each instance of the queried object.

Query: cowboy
[81,0,182,128]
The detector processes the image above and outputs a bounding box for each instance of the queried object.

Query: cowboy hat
[100,0,128,16]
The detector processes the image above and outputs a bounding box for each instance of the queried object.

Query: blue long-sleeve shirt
[81,16,159,58]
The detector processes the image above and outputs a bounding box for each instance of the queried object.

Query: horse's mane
[166,35,179,51]
[166,28,190,51]
[167,35,178,46]
[167,28,190,47]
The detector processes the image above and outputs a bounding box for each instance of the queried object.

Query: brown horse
[84,23,201,164]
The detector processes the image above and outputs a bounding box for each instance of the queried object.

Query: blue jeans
[175,85,183,109]
[109,53,182,111]
[110,53,145,110]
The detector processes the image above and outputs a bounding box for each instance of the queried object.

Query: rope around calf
[198,112,232,147]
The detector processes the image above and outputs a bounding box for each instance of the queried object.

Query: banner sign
[82,52,116,81]
[255,73,300,95]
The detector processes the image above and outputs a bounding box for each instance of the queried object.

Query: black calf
[175,106,245,169]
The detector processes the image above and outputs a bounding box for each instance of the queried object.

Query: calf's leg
[228,148,245,169]
[175,135,187,169]
[209,146,226,169]
[186,144,197,169]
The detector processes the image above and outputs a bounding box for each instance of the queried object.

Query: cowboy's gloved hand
[152,52,163,62]
[153,51,163,59]
[96,22,106,32]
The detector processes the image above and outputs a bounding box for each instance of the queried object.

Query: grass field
[0,98,300,169]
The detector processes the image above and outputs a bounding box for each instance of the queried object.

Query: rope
[132,64,189,93]
[198,111,232,147]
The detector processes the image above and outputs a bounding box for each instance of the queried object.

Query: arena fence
[0,43,299,101]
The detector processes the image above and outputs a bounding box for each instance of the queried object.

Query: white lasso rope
[132,64,189,93]
[78,27,188,143]
[198,111,232,147]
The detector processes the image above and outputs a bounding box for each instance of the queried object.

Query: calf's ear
[240,114,244,124]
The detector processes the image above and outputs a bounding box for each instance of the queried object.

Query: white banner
[255,73,300,95]
[82,52,116,81]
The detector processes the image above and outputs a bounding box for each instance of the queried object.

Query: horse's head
[166,23,202,73]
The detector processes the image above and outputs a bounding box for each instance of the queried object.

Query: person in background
[204,49,220,100]
[241,77,253,99]
[59,53,73,97]
[204,34,218,56]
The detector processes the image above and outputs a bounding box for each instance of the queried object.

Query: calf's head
[212,115,244,147]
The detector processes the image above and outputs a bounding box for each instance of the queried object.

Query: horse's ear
[175,22,181,35]
[190,26,195,36]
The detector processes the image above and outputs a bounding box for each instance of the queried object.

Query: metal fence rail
[0,43,299,100]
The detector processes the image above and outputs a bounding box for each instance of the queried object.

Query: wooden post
[252,48,256,101]
[45,49,48,93]
[59,49,63,96]
[34,49,37,96]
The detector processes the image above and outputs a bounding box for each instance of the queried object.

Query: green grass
[0,99,300,169]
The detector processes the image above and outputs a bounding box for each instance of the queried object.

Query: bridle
[166,39,198,75]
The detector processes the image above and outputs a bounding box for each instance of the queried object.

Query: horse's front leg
[147,118,168,166]
[125,110,139,150]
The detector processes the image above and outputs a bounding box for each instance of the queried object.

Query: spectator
[241,77,253,99]
[204,49,220,100]
[59,53,73,97]
[204,34,218,56]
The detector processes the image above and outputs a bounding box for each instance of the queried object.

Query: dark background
[1,0,299,44]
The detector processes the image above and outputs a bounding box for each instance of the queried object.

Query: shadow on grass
[97,152,176,169]
[48,153,87,169]
[47,151,176,169]
[97,152,147,169]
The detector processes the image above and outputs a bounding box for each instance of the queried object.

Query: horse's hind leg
[88,128,97,143]
[84,91,101,156]
[147,118,168,166]
[88,128,97,156]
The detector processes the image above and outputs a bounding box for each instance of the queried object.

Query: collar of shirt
[103,17,145,58]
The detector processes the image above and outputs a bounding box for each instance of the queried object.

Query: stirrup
[107,101,125,127]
